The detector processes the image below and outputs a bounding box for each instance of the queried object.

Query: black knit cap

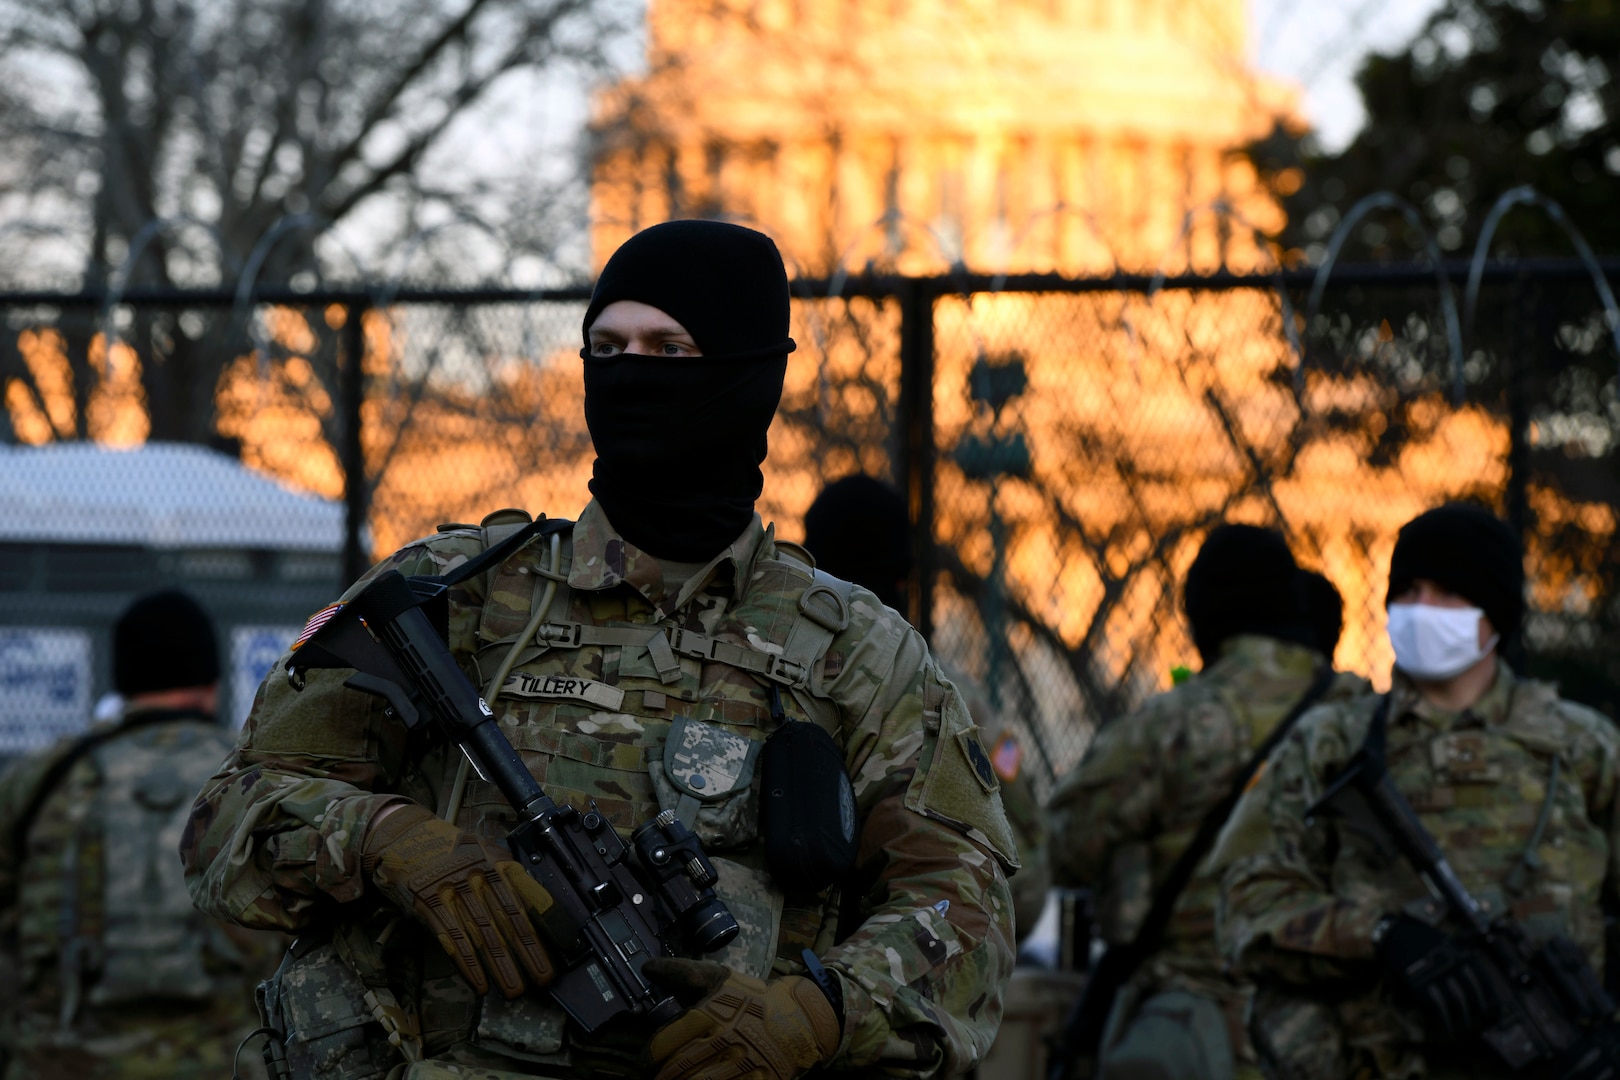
[803,475,912,611]
[1387,502,1525,645]
[1302,570,1346,658]
[581,219,795,358]
[113,588,220,695]
[1182,524,1314,666]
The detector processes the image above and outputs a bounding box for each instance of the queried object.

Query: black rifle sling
[1054,663,1338,1077]
[1364,691,1392,761]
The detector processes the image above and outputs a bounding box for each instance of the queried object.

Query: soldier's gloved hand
[1375,914,1500,1042]
[644,957,841,1080]
[363,803,555,999]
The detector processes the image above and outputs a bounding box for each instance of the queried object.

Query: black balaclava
[1387,502,1525,646]
[803,475,912,611]
[114,588,220,696]
[1182,524,1315,667]
[581,220,796,561]
[1302,570,1346,658]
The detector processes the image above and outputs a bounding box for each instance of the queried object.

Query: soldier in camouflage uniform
[0,590,278,1079]
[803,474,1050,944]
[182,220,1018,1080]
[1047,525,1366,1080]
[1213,504,1620,1080]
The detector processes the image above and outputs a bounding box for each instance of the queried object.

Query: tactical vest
[268,510,867,1076]
[15,715,243,1024]
[1351,685,1599,953]
[462,510,854,962]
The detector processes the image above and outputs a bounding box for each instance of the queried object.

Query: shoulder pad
[479,507,534,528]
[771,539,817,571]
[905,668,1020,872]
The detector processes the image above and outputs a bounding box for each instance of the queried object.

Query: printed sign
[0,629,93,756]
[231,625,299,730]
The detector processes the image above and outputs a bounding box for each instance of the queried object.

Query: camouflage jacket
[1213,665,1620,1079]
[182,503,1018,1078]
[1047,637,1364,1039]
[0,705,277,1077]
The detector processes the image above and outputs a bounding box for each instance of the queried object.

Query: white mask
[1386,602,1499,681]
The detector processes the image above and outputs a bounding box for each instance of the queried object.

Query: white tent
[0,441,344,551]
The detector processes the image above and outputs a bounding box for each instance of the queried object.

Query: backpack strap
[770,551,855,735]
[7,708,214,859]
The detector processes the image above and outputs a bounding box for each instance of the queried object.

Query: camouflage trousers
[261,934,654,1080]
[1098,986,1237,1080]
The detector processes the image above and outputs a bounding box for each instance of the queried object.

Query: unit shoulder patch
[958,727,999,794]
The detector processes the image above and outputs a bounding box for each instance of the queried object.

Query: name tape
[500,671,625,711]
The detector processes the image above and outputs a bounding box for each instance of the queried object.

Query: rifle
[1308,695,1620,1079]
[1047,666,1336,1080]
[286,569,740,1033]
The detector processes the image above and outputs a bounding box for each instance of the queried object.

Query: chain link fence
[2,264,1616,788]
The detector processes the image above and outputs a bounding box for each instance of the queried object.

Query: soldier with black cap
[1214,503,1620,1079]
[1047,524,1366,1080]
[182,220,1018,1080]
[0,589,278,1078]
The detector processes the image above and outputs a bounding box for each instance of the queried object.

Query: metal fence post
[1506,273,1535,540]
[341,301,369,587]
[896,278,937,642]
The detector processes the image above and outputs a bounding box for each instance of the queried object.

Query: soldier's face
[1388,577,1496,646]
[587,301,702,359]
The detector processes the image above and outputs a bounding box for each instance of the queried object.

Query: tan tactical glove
[363,803,555,998]
[644,958,841,1080]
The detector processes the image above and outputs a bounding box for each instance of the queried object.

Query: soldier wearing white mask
[1212,503,1620,1079]
[1382,504,1517,700]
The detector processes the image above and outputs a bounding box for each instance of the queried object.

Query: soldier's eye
[591,341,622,357]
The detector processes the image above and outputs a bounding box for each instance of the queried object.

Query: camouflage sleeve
[824,600,1018,1078]
[1548,699,1620,901]
[181,536,485,930]
[1210,705,1383,986]
[1045,707,1165,891]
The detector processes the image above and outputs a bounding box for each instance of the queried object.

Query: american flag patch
[291,602,345,650]
[990,730,1023,783]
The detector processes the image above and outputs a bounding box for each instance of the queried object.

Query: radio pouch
[760,693,858,895]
